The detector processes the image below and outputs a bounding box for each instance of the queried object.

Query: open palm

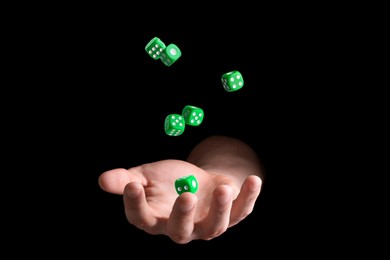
[99,159,261,243]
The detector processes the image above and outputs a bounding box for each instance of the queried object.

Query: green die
[175,175,198,195]
[164,114,185,136]
[160,43,182,66]
[182,105,204,126]
[145,37,166,60]
[221,71,244,92]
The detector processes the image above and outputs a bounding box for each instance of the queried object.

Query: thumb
[98,168,140,195]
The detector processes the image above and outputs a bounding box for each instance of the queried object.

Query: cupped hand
[98,159,261,244]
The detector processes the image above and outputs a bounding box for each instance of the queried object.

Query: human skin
[98,135,263,244]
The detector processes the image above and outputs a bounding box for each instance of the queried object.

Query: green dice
[160,43,182,67]
[182,105,204,126]
[221,71,244,92]
[164,114,185,136]
[145,37,166,60]
[175,175,198,195]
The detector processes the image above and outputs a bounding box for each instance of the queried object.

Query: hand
[98,159,262,244]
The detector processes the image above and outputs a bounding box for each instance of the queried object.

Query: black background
[10,26,360,256]
[85,31,334,252]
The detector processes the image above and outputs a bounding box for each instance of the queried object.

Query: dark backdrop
[15,28,352,256]
[85,31,329,252]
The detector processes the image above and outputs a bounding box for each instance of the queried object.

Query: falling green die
[175,175,198,195]
[145,37,166,60]
[221,71,244,92]
[164,114,185,136]
[182,105,204,126]
[160,43,182,66]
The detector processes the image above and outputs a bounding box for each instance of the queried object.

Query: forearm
[187,135,264,186]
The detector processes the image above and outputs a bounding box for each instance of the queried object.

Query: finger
[167,192,197,244]
[123,182,158,232]
[199,185,233,239]
[230,175,262,226]
[98,168,143,195]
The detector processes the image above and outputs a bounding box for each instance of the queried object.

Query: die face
[182,105,204,126]
[164,114,185,136]
[221,71,244,92]
[145,37,166,60]
[160,44,182,66]
[175,175,198,195]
